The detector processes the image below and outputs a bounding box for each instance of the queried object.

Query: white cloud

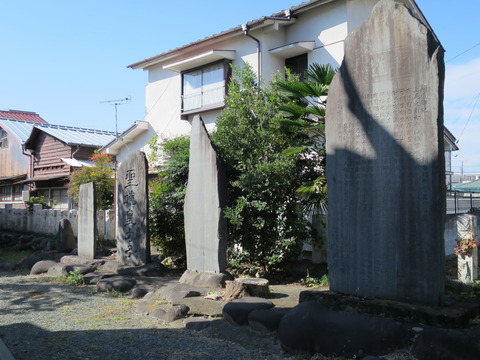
[445,57,480,100]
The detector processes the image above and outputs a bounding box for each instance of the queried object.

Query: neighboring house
[109,0,432,163]
[443,126,459,190]
[23,124,116,209]
[0,110,47,208]
[100,121,151,164]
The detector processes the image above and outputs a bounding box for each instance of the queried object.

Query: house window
[0,185,12,201]
[12,184,23,201]
[285,53,308,80]
[182,61,229,112]
[0,128,8,148]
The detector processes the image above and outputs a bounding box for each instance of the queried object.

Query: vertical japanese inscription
[116,151,150,266]
[123,169,138,259]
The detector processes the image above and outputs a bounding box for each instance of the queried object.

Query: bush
[68,153,115,210]
[212,64,319,272]
[148,136,190,259]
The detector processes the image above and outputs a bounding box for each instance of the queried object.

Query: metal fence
[446,191,480,214]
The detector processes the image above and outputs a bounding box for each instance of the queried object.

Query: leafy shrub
[25,196,51,211]
[66,270,84,286]
[148,136,190,259]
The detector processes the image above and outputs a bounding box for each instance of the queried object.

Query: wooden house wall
[33,133,71,177]
[0,128,30,178]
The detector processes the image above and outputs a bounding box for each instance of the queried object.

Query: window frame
[0,127,8,149]
[181,59,232,115]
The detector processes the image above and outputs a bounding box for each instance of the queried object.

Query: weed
[103,289,124,298]
[300,274,329,288]
[65,270,84,286]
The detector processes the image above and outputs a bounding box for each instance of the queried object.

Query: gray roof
[28,123,117,148]
[0,118,36,144]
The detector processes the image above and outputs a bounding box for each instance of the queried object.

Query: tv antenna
[100,97,131,137]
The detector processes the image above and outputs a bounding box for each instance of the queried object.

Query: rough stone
[277,301,409,357]
[222,297,275,326]
[224,278,270,302]
[151,304,190,323]
[78,182,97,259]
[97,276,137,293]
[47,264,73,277]
[30,260,58,275]
[248,307,291,334]
[179,269,232,288]
[325,0,445,305]
[116,150,150,266]
[56,218,76,252]
[184,317,214,331]
[131,285,153,299]
[411,325,480,360]
[157,283,202,302]
[116,263,165,277]
[184,115,227,273]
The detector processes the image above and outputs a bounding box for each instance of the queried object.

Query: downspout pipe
[241,23,261,82]
[241,10,293,83]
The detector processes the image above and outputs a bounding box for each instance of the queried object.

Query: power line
[457,92,480,142]
[446,42,480,63]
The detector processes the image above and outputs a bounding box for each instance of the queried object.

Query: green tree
[211,64,321,271]
[147,135,190,258]
[275,63,336,210]
[68,153,115,210]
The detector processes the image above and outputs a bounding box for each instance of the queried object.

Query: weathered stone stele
[325,0,445,305]
[78,182,97,259]
[184,115,227,273]
[116,150,150,266]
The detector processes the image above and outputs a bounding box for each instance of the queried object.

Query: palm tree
[276,63,336,211]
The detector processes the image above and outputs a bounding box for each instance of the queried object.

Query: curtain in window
[202,63,224,107]
[183,69,202,111]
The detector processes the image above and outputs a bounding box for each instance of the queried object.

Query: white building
[102,0,432,160]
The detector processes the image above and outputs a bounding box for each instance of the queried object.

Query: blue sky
[1,0,479,173]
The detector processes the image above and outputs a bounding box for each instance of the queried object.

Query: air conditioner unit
[22,190,30,202]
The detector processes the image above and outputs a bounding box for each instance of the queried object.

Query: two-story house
[0,110,48,208]
[101,0,433,161]
[22,124,116,209]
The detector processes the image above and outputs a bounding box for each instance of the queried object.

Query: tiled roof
[31,123,117,147]
[0,118,36,144]
[0,110,47,124]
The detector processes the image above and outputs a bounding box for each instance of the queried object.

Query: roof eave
[127,0,338,71]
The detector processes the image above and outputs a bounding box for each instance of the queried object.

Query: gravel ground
[0,272,288,360]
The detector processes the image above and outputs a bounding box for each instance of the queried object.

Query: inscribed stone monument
[325,0,445,305]
[78,182,97,259]
[184,115,227,273]
[117,151,150,266]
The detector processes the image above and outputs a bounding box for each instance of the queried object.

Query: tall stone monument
[116,151,150,266]
[78,182,97,259]
[325,0,445,305]
[184,115,227,273]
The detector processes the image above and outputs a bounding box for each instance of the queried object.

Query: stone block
[184,115,227,273]
[325,0,445,305]
[116,151,150,266]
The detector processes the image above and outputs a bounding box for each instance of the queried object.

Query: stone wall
[0,204,114,241]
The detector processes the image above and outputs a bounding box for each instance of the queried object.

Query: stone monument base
[179,269,233,289]
[299,290,480,328]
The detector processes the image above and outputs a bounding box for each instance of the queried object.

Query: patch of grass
[0,249,35,264]
[102,289,124,298]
